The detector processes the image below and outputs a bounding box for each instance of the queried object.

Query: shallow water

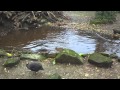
[0,25,120,56]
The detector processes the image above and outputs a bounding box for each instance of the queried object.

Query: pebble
[85,73,89,77]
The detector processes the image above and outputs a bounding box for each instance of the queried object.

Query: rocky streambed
[0,48,120,79]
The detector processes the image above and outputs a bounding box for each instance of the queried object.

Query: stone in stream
[55,49,83,65]
[3,57,20,67]
[20,54,46,61]
[88,53,113,68]
[26,62,44,72]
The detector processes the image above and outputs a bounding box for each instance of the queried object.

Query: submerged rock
[20,54,46,61]
[48,73,62,79]
[55,49,83,64]
[88,53,113,68]
[3,57,20,67]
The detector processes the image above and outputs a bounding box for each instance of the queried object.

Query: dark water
[0,26,120,56]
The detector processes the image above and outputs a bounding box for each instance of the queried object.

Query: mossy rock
[100,52,110,57]
[20,54,46,61]
[88,53,113,68]
[100,52,118,59]
[55,49,83,65]
[3,57,20,67]
[48,73,62,79]
[47,51,59,58]
[80,54,89,58]
[0,49,7,56]
[109,53,118,58]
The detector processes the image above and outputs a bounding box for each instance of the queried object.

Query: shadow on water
[0,25,120,55]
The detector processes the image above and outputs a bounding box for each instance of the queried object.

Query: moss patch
[48,73,62,79]
[3,57,20,67]
[20,54,46,61]
[88,53,113,68]
[55,49,83,64]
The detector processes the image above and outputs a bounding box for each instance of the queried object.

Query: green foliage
[90,11,117,24]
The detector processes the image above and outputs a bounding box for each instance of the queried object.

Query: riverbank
[0,48,120,79]
[50,11,120,39]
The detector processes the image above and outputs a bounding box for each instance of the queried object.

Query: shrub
[90,11,117,24]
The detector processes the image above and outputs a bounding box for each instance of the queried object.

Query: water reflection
[0,26,120,55]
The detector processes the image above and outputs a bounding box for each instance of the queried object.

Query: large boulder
[55,49,83,64]
[88,53,113,68]
[3,57,20,67]
[20,54,46,61]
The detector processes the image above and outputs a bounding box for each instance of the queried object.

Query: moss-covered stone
[55,49,83,64]
[100,52,118,59]
[100,52,110,57]
[3,57,20,67]
[20,54,46,61]
[0,49,7,56]
[109,54,118,58]
[88,53,113,68]
[48,73,62,79]
[47,52,59,58]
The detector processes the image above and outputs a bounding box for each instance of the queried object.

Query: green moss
[89,53,112,63]
[20,54,46,61]
[3,57,20,67]
[88,53,113,67]
[48,73,62,79]
[55,49,83,64]
[0,49,7,56]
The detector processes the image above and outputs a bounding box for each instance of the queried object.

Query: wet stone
[88,53,113,68]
